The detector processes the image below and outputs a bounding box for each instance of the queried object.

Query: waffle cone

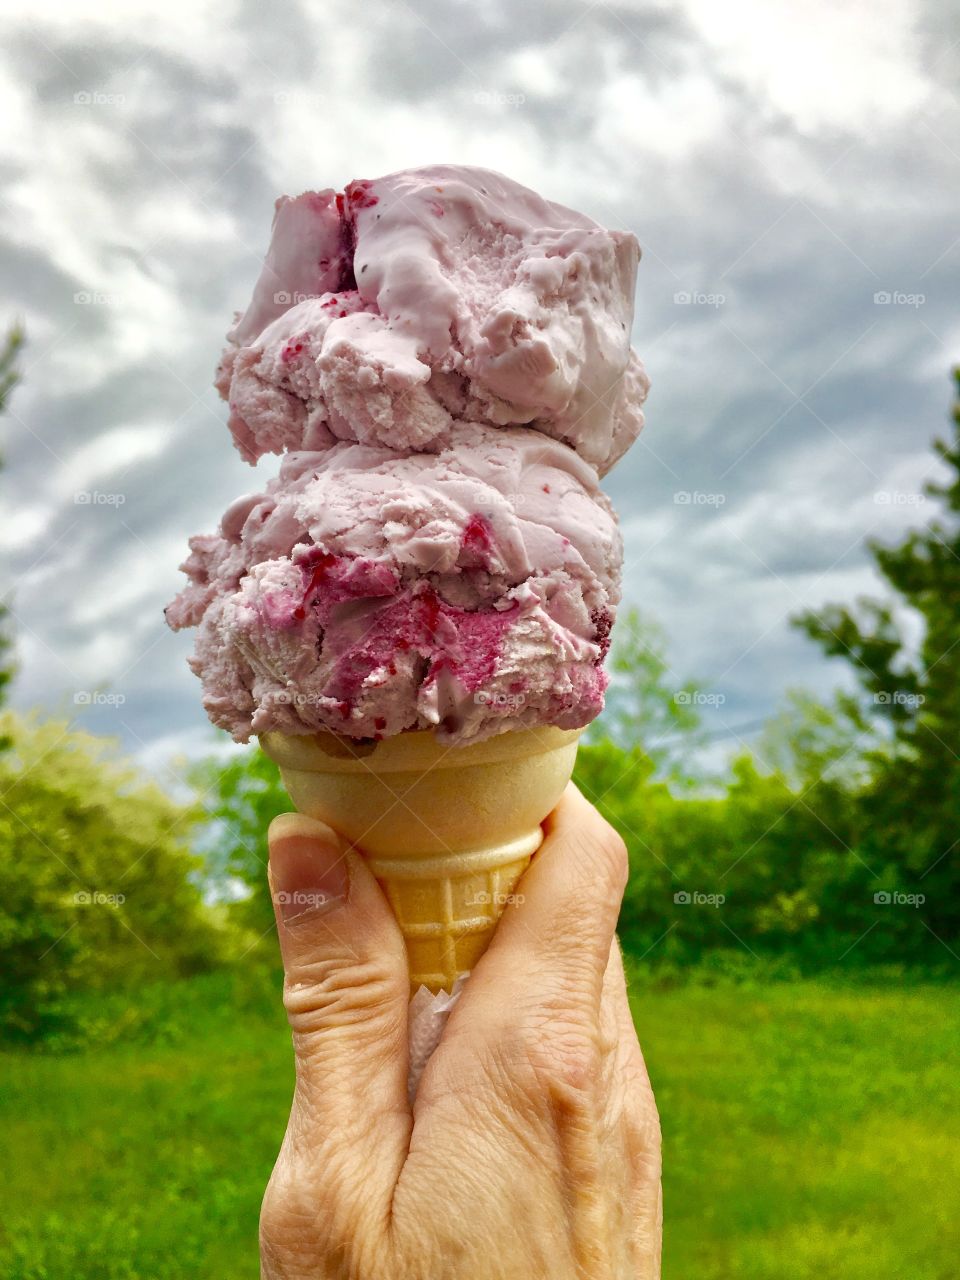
[259,725,580,993]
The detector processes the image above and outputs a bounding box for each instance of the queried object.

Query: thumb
[268,813,411,1194]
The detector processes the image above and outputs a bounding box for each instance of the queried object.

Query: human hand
[261,785,661,1279]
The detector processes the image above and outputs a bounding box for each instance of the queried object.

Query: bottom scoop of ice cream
[166,423,621,744]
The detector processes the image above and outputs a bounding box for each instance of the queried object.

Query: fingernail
[269,819,349,926]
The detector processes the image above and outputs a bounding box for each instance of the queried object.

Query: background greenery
[1,362,958,1276]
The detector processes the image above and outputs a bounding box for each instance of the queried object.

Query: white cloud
[675,0,932,131]
[0,504,52,551]
[595,67,728,157]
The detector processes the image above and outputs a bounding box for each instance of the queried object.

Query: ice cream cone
[259,726,580,993]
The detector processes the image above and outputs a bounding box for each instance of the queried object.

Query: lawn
[1,972,957,1279]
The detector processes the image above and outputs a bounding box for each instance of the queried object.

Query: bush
[0,712,226,1042]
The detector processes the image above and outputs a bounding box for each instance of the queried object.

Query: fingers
[268,813,411,1209]
[457,784,628,1017]
[415,785,627,1125]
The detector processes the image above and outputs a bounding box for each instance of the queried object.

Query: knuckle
[590,818,629,894]
[502,1004,603,1108]
[261,1164,389,1279]
[551,825,627,944]
[259,1175,326,1269]
[284,954,406,1039]
[541,1024,602,1101]
[566,815,627,897]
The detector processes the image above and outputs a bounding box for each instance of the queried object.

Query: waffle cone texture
[259,727,580,993]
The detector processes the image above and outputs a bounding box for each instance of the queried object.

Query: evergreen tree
[795,369,960,953]
[0,323,24,711]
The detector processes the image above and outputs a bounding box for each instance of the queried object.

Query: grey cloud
[363,0,694,108]
[233,0,319,81]
[2,2,958,769]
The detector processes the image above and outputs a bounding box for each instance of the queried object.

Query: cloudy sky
[1,0,957,774]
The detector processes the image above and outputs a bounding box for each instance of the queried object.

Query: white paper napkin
[407,975,468,1103]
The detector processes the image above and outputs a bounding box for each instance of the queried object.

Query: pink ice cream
[167,425,620,744]
[216,166,649,475]
[171,164,648,746]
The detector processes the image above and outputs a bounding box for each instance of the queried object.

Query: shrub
[0,712,225,1041]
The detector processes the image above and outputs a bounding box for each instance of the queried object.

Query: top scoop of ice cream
[217,165,649,475]
[166,423,621,744]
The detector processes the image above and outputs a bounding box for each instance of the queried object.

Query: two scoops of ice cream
[168,164,648,748]
[167,165,647,996]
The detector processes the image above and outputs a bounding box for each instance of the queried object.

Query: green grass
[635,980,960,1280]
[0,971,292,1280]
[1,972,958,1279]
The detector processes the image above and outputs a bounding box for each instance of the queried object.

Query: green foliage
[754,688,880,790]
[0,321,23,422]
[189,746,288,938]
[575,685,944,971]
[0,712,225,1042]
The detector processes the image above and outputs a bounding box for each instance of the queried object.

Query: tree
[588,608,705,788]
[755,688,881,792]
[190,747,289,937]
[0,323,24,714]
[795,368,960,949]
